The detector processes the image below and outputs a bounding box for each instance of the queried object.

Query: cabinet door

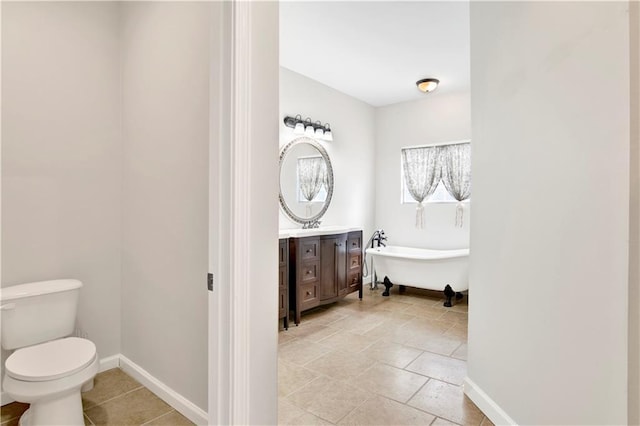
[336,236,348,296]
[320,235,348,300]
[320,237,338,300]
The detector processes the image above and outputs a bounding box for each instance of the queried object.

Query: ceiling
[280,1,470,107]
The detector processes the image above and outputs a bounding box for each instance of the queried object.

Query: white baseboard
[119,354,208,426]
[463,376,518,425]
[99,354,120,372]
[3,354,208,426]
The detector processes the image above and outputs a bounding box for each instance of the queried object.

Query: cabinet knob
[306,270,312,275]
[306,291,312,296]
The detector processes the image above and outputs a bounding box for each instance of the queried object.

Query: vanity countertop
[279,226,363,239]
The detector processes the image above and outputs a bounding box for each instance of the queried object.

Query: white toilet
[1,279,98,426]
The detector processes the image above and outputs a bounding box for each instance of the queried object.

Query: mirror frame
[279,136,334,225]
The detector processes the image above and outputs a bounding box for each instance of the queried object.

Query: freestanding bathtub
[365,246,469,306]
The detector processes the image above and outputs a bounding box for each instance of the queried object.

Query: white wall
[630,2,640,423]
[1,0,122,373]
[279,67,376,238]
[375,92,471,249]
[120,2,211,411]
[248,5,280,422]
[467,2,630,424]
[1,0,215,413]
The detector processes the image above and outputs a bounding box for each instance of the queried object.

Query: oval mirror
[279,137,334,225]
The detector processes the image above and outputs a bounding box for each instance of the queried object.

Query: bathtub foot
[382,276,393,297]
[444,284,455,307]
[399,285,406,293]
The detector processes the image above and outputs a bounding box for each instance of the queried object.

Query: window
[402,178,454,203]
[400,141,471,204]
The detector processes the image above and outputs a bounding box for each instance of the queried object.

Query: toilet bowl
[3,337,98,426]
[1,280,98,426]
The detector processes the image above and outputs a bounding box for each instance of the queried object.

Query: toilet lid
[5,337,97,382]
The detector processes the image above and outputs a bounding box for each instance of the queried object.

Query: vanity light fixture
[416,78,440,93]
[304,126,315,137]
[293,115,305,134]
[283,115,334,141]
[304,118,315,137]
[323,124,333,142]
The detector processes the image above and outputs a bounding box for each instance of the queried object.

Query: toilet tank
[0,279,82,350]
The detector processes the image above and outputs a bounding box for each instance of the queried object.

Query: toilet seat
[5,337,96,382]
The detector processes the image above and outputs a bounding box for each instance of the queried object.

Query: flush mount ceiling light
[416,78,440,94]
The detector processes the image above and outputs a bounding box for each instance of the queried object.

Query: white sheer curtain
[298,156,325,216]
[440,143,471,227]
[321,161,329,192]
[401,146,441,228]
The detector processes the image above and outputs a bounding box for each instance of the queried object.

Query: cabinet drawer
[279,289,287,315]
[348,254,361,271]
[300,238,320,260]
[348,272,361,291]
[279,239,288,266]
[279,266,287,289]
[300,283,319,310]
[347,233,362,252]
[299,261,320,284]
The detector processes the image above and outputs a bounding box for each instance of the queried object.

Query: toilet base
[18,391,84,426]
[18,408,29,426]
[4,355,98,426]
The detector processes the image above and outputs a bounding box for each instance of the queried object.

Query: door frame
[205,2,640,425]
[208,1,279,424]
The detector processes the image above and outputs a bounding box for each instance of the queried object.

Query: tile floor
[2,286,488,426]
[279,285,493,426]
[0,369,194,426]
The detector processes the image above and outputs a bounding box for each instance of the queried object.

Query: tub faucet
[372,229,387,247]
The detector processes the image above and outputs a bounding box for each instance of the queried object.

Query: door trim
[229,0,252,422]
[208,1,231,424]
[208,1,279,424]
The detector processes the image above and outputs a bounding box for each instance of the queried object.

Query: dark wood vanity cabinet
[347,233,363,293]
[293,237,321,315]
[279,238,289,329]
[288,230,363,325]
[320,235,347,300]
